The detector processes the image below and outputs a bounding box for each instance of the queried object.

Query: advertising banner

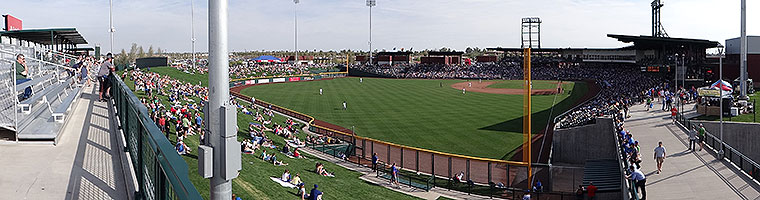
[288,77,301,82]
[272,78,286,83]
[257,79,269,84]
[245,80,255,85]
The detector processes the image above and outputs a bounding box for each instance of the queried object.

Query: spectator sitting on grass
[291,173,304,187]
[281,169,291,182]
[298,185,309,200]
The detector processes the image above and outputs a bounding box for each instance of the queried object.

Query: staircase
[582,159,622,192]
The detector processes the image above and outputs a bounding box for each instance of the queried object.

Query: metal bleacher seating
[0,43,84,143]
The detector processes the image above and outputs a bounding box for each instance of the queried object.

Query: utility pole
[202,0,241,200]
[367,0,376,66]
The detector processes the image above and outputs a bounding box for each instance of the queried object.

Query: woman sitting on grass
[315,163,334,177]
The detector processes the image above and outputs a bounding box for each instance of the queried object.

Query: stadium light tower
[109,0,115,54]
[201,0,241,200]
[191,0,196,70]
[718,43,725,158]
[367,0,376,65]
[740,0,748,99]
[294,0,299,65]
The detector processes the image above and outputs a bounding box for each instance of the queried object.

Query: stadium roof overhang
[0,28,88,45]
[486,47,632,53]
[607,34,719,50]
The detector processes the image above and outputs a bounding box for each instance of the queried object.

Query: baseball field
[240,77,588,159]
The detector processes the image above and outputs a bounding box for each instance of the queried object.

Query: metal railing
[612,113,638,200]
[111,74,202,200]
[675,113,760,182]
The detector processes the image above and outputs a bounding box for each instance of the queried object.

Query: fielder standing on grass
[462,88,466,94]
[319,88,323,95]
[342,101,347,110]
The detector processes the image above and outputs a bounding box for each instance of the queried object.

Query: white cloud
[2,0,758,53]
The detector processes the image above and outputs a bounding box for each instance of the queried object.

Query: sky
[3,0,759,53]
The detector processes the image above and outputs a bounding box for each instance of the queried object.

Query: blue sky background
[3,0,758,53]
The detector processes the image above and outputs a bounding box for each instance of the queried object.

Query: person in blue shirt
[309,184,322,200]
[371,153,378,172]
[195,113,203,127]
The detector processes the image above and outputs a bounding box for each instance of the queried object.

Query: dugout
[136,57,168,69]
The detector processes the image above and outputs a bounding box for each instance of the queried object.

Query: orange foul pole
[522,48,533,187]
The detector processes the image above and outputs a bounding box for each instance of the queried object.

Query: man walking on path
[654,141,667,174]
[697,124,706,151]
[626,165,647,200]
[688,127,697,151]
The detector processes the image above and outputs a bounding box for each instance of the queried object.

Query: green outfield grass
[122,68,419,200]
[240,77,587,159]
[486,80,560,90]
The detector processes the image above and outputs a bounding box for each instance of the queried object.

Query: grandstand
[0,28,87,142]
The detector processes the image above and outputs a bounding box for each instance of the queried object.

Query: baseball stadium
[3,0,760,200]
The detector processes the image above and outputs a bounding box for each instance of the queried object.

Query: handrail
[230,89,530,166]
[677,115,760,181]
[111,74,203,200]
[612,113,638,200]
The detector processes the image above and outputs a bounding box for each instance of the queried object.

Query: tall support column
[740,0,748,98]
[522,48,533,187]
[208,0,235,199]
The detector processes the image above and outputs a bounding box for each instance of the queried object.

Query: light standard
[191,0,196,70]
[109,0,115,54]
[366,0,376,66]
[294,0,299,65]
[718,43,725,159]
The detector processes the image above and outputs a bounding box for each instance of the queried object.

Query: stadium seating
[0,44,84,142]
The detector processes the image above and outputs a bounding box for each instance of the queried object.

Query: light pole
[206,0,240,199]
[191,0,196,70]
[109,0,115,54]
[740,0,748,99]
[718,44,725,158]
[294,0,299,65]
[366,0,376,66]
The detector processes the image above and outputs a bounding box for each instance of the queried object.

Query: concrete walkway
[625,102,760,200]
[0,86,131,199]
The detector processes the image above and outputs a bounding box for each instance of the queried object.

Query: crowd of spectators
[124,67,341,199]
[173,58,340,80]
